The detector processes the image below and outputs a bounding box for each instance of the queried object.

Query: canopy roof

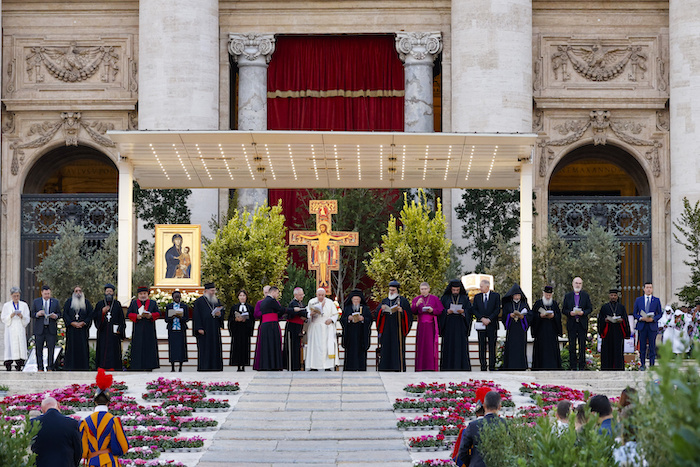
[108,130,537,189]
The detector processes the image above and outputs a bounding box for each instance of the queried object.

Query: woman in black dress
[228,289,254,371]
[165,290,189,372]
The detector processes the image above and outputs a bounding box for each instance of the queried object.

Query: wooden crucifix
[289,200,359,295]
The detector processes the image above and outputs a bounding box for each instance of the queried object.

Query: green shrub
[0,417,40,467]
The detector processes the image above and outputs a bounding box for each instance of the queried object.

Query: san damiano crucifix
[289,200,359,295]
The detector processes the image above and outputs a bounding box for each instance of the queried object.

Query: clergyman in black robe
[127,286,161,371]
[439,279,472,371]
[63,286,93,371]
[501,284,530,370]
[530,285,563,370]
[284,287,308,371]
[228,289,254,371]
[598,289,631,371]
[93,284,125,370]
[374,280,412,372]
[255,286,303,371]
[340,289,372,371]
[193,283,224,371]
[165,291,189,372]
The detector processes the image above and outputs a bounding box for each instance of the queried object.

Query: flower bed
[398,414,462,430]
[408,434,446,451]
[205,381,240,393]
[124,425,180,437]
[413,460,457,467]
[176,416,218,430]
[121,446,161,461]
[520,383,588,405]
[121,460,185,467]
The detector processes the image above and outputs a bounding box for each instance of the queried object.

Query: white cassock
[658,311,674,343]
[305,297,339,370]
[2,300,30,361]
[670,311,691,355]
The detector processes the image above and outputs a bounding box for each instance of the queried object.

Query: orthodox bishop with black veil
[501,284,530,370]
[530,285,563,370]
[193,283,224,371]
[375,280,412,371]
[439,279,472,371]
[93,284,125,370]
[127,286,161,371]
[63,286,93,371]
[340,289,372,371]
[598,289,631,371]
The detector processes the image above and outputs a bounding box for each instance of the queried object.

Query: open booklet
[538,307,554,316]
[639,310,656,319]
[234,310,250,320]
[608,315,623,323]
[384,304,400,314]
[449,304,464,313]
[475,322,486,331]
[211,306,224,317]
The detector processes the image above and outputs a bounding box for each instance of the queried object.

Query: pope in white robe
[2,287,31,370]
[305,288,339,370]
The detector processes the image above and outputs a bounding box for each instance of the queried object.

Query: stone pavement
[198,372,413,467]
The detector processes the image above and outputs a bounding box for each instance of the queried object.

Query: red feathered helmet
[94,368,113,402]
[474,386,491,413]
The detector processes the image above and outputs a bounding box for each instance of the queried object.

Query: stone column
[451,0,533,298]
[396,32,442,133]
[228,33,276,212]
[670,0,700,299]
[117,160,134,305]
[519,160,533,300]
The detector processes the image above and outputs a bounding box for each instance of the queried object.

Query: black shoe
[325,368,332,371]
[4,361,11,371]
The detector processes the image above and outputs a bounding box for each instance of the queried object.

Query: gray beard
[353,304,360,312]
[206,294,218,305]
[542,297,553,307]
[71,294,86,312]
[388,293,399,300]
[573,287,582,293]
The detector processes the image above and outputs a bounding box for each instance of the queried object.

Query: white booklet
[475,322,486,331]
[450,304,463,313]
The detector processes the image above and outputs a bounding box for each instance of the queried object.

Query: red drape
[267,34,404,266]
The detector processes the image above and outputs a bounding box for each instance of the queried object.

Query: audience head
[589,394,613,418]
[575,404,588,431]
[172,290,181,302]
[41,285,51,300]
[136,286,149,301]
[10,286,20,301]
[572,277,583,293]
[556,400,572,422]
[619,387,637,409]
[40,397,58,414]
[316,288,326,301]
[262,285,271,297]
[483,391,501,412]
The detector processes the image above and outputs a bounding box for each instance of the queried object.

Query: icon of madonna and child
[165,234,192,279]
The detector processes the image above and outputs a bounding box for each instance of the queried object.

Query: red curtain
[267,35,404,266]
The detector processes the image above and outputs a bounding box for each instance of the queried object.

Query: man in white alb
[305,288,339,371]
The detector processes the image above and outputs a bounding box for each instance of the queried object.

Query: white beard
[71,294,86,312]
[573,287,582,293]
[206,293,218,305]
[388,293,399,300]
[542,297,553,307]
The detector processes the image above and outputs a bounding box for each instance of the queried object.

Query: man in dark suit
[472,279,501,371]
[31,285,62,371]
[31,396,82,467]
[457,390,506,466]
[561,276,593,370]
[632,282,663,370]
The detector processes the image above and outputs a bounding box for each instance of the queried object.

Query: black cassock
[530,299,563,370]
[340,304,372,371]
[127,299,161,370]
[63,299,93,371]
[374,296,412,371]
[257,296,293,371]
[228,302,254,367]
[93,299,125,370]
[439,294,472,371]
[283,299,307,371]
[193,296,224,371]
[598,302,631,371]
[501,285,530,370]
[165,302,189,363]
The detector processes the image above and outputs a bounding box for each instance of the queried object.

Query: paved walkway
[198,372,412,467]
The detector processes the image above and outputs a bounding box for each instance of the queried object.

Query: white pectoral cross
[75,311,80,321]
[106,311,112,322]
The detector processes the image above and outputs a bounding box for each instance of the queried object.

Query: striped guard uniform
[80,409,130,466]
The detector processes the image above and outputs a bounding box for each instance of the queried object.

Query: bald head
[41,397,58,413]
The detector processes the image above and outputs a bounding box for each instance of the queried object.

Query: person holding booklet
[93,284,125,370]
[472,279,501,371]
[632,282,662,370]
[530,285,563,370]
[562,277,593,371]
[340,289,372,371]
[255,286,305,371]
[127,286,160,371]
[598,289,631,371]
[165,290,189,372]
[375,280,412,371]
[501,283,530,370]
[229,289,254,371]
[193,282,225,371]
[439,279,472,371]
[411,282,443,371]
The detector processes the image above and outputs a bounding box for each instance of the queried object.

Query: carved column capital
[395,32,443,64]
[228,33,276,65]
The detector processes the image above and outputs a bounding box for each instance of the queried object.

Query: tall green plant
[533,224,575,301]
[202,202,288,306]
[365,190,451,301]
[673,197,700,304]
[0,416,40,467]
[34,223,118,303]
[489,235,520,294]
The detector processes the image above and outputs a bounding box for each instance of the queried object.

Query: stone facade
[0,1,689,328]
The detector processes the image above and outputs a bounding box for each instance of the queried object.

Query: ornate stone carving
[2,112,16,135]
[395,32,442,63]
[533,108,543,132]
[6,58,17,95]
[664,191,671,218]
[128,111,138,131]
[1,194,7,219]
[539,110,661,178]
[129,58,138,92]
[657,57,668,92]
[25,43,119,83]
[9,112,116,176]
[552,43,647,82]
[228,34,276,64]
[533,57,543,91]
[656,109,670,132]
